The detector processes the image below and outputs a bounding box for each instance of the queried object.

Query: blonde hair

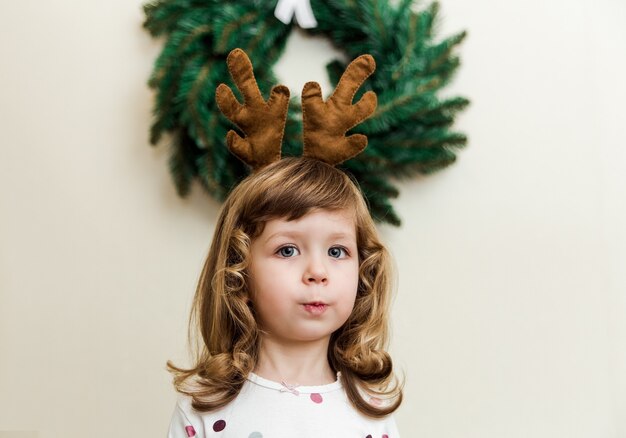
[167,157,403,417]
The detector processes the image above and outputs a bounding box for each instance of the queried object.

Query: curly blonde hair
[167,157,403,417]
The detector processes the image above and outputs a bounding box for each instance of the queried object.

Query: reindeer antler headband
[216,48,377,170]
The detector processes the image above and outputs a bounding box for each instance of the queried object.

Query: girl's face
[248,208,359,344]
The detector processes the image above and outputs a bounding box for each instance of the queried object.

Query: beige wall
[1,0,624,437]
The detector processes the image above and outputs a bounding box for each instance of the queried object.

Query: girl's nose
[303,256,328,284]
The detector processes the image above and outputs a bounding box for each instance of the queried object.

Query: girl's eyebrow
[263,231,299,243]
[263,231,355,244]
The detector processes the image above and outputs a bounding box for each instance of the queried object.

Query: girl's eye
[328,246,348,259]
[277,246,299,258]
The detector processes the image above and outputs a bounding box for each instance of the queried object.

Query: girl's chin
[268,331,334,344]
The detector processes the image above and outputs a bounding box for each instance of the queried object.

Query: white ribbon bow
[279,381,301,396]
[274,0,318,29]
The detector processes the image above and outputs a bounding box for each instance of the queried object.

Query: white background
[0,0,624,437]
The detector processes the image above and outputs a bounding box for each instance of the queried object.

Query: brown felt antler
[301,54,377,165]
[216,49,290,170]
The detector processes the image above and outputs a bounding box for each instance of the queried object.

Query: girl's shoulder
[168,393,236,438]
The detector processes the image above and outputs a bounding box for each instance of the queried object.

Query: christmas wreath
[143,0,468,226]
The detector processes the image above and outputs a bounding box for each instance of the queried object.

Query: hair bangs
[238,158,361,236]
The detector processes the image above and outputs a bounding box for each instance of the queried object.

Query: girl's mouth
[302,302,328,315]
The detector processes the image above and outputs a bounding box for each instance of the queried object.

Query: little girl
[166,49,403,437]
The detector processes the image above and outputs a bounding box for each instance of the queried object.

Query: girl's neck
[254,335,336,386]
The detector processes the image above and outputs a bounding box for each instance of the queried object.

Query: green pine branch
[144,0,469,226]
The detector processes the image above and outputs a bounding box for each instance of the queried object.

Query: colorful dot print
[310,393,323,403]
[213,419,227,432]
[174,376,398,437]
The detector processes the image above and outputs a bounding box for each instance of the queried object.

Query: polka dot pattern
[310,393,323,404]
[175,374,396,437]
[213,419,226,432]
